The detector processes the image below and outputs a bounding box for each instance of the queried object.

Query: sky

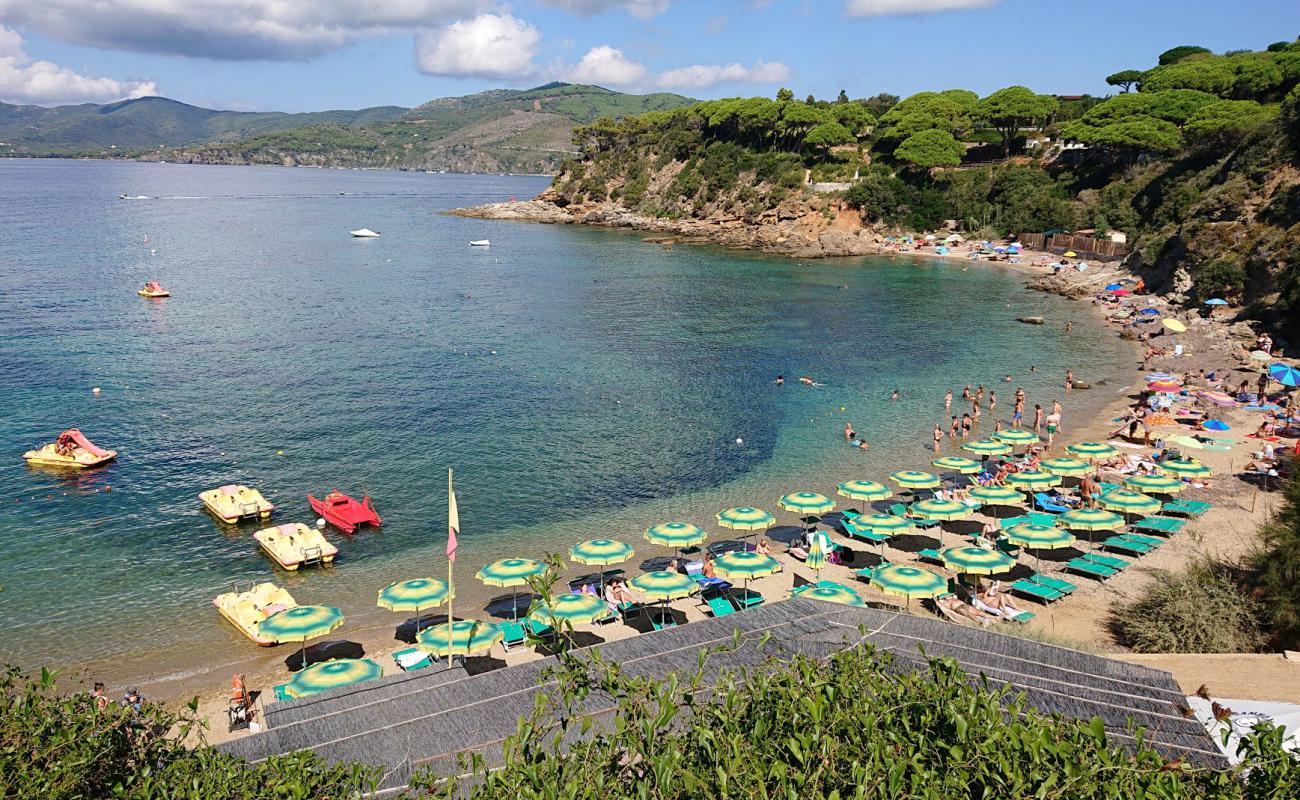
[1,0,1298,111]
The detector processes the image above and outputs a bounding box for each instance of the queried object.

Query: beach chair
[1064,557,1119,581]
[1131,516,1187,536]
[1117,531,1164,548]
[499,620,528,651]
[392,646,434,672]
[1027,573,1077,595]
[999,515,1030,529]
[1098,482,1122,493]
[1082,553,1131,572]
[995,538,1021,558]
[1009,579,1063,604]
[525,619,557,641]
[730,588,764,609]
[1026,511,1060,527]
[1033,493,1070,514]
[1159,499,1211,518]
[700,587,736,618]
[1100,536,1153,556]
[650,610,677,631]
[916,548,943,564]
[273,684,292,703]
[843,518,891,546]
[852,566,874,583]
[1006,610,1036,623]
[890,502,939,530]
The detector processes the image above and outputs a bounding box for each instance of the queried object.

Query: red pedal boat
[308,490,382,533]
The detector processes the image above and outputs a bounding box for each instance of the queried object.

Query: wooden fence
[1018,233,1129,259]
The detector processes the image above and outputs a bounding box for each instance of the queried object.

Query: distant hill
[0,84,696,174]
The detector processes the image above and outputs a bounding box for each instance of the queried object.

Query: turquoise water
[0,160,1130,681]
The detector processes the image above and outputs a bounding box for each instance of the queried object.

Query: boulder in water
[1017,316,1045,325]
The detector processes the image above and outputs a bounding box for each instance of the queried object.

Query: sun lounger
[730,588,764,609]
[1101,536,1153,556]
[916,548,943,563]
[1082,552,1131,571]
[995,539,1021,557]
[1028,573,1077,594]
[392,646,434,672]
[525,619,556,640]
[843,518,892,545]
[1157,499,1211,518]
[890,503,939,529]
[701,587,736,618]
[1116,532,1164,548]
[1027,511,1060,527]
[1009,579,1063,604]
[1007,610,1036,623]
[1099,482,1122,493]
[500,620,528,651]
[1065,558,1119,581]
[852,566,874,582]
[650,611,677,631]
[1131,516,1187,535]
[1033,493,1070,514]
[273,684,292,703]
[1000,515,1030,529]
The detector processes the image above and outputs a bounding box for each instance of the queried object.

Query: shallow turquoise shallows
[0,160,1130,678]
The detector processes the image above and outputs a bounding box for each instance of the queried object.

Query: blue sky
[1,0,1298,110]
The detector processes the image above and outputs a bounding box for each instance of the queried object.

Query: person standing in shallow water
[944,389,952,411]
[1065,370,1074,391]
[933,424,943,453]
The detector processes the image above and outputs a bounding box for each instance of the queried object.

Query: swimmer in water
[775,375,785,385]
[799,376,816,386]
[890,389,900,401]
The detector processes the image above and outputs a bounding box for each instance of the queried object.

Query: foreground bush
[1112,561,1263,653]
[0,667,377,799]
[1251,472,1300,646]
[415,643,1298,799]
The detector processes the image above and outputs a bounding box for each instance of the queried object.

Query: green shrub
[1112,561,1262,653]
[1193,257,1248,300]
[1250,473,1300,646]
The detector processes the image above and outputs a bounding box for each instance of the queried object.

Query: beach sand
[149,251,1297,746]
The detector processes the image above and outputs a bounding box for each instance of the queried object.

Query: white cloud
[844,0,998,16]
[416,13,541,78]
[540,0,672,19]
[0,0,483,60]
[0,25,156,105]
[565,45,790,90]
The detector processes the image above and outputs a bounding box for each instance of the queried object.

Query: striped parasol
[889,470,941,489]
[1066,441,1120,461]
[1001,524,1075,550]
[1147,380,1183,393]
[529,593,609,627]
[778,492,835,515]
[1057,508,1125,531]
[568,539,635,566]
[1158,458,1212,478]
[909,498,971,521]
[851,513,912,534]
[962,439,1011,456]
[644,522,707,548]
[475,558,545,587]
[284,658,382,699]
[932,456,982,474]
[836,480,892,502]
[1040,457,1091,477]
[713,550,782,581]
[968,486,1026,506]
[716,507,776,531]
[806,534,828,573]
[869,564,947,599]
[416,619,503,657]
[1098,490,1162,515]
[940,546,1015,575]
[377,578,452,612]
[1123,475,1185,495]
[1268,362,1300,387]
[993,429,1040,446]
[1006,470,1061,490]
[259,605,345,670]
[630,570,697,601]
[794,585,865,606]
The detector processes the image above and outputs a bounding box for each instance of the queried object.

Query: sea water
[0,160,1130,680]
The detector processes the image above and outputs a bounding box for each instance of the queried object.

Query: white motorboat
[351,228,381,238]
[469,239,490,247]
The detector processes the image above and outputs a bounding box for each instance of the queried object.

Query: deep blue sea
[0,160,1131,684]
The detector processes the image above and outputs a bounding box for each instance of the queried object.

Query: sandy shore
[109,248,1294,747]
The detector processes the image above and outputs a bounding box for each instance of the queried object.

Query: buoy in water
[735,437,744,444]
[316,518,326,528]
[92,387,101,394]
[276,450,285,456]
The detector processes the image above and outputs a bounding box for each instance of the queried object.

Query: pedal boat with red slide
[308,490,382,533]
[23,428,117,468]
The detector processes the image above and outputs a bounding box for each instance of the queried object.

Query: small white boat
[351,228,381,238]
[469,240,491,247]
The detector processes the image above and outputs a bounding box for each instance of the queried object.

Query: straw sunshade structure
[529,593,609,627]
[476,558,546,621]
[568,539,635,566]
[962,439,1011,456]
[993,429,1039,446]
[940,546,1015,576]
[417,619,503,657]
[284,658,382,699]
[1040,457,1091,477]
[794,585,865,606]
[869,564,947,602]
[1098,490,1162,516]
[259,605,344,671]
[645,522,707,548]
[967,486,1026,507]
[1067,441,1120,461]
[778,492,835,515]
[889,470,941,490]
[1159,458,1212,478]
[377,578,452,632]
[716,507,776,532]
[836,480,892,502]
[1006,470,1061,490]
[932,456,982,474]
[1123,475,1185,495]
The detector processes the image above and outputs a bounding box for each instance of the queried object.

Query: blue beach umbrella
[1104,283,1123,291]
[1268,363,1300,387]
[1139,308,1160,315]
[1204,298,1228,306]
[1201,419,1230,431]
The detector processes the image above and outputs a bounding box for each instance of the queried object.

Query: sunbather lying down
[974,581,1025,620]
[937,593,998,625]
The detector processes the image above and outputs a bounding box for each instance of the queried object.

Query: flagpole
[447,468,455,669]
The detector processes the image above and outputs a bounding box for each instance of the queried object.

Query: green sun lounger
[525,619,556,640]
[916,548,943,563]
[891,503,938,529]
[731,588,765,609]
[499,620,528,650]
[392,646,434,672]
[852,566,874,582]
[1010,580,1063,604]
[1132,516,1188,535]
[1000,515,1030,529]
[1008,610,1036,623]
[1160,499,1211,518]
[1026,511,1060,527]
[1117,531,1164,548]
[844,518,892,544]
[701,588,737,618]
[1028,573,1077,595]
[1099,482,1122,493]
[650,611,677,631]
[1083,552,1132,571]
[1065,558,1118,581]
[1101,536,1153,556]
[273,683,292,703]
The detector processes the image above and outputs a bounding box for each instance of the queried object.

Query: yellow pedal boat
[23,429,117,469]
[200,484,274,524]
[253,522,338,570]
[213,582,298,645]
[138,281,171,298]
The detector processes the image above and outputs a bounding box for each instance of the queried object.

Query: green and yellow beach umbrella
[1098,490,1162,515]
[529,593,609,627]
[377,578,452,612]
[940,546,1015,575]
[716,507,776,531]
[836,480,892,502]
[794,585,865,606]
[994,429,1040,446]
[1056,508,1124,532]
[476,558,546,587]
[644,522,707,548]
[569,539,635,566]
[1006,470,1061,490]
[630,570,697,601]
[1158,458,1212,478]
[962,439,1011,456]
[1040,457,1091,477]
[1123,475,1185,495]
[417,619,503,657]
[851,514,912,534]
[869,564,947,600]
[910,498,971,521]
[968,486,1026,507]
[259,605,345,670]
[284,658,382,699]
[1066,441,1120,461]
[932,456,982,474]
[806,534,828,573]
[713,550,783,581]
[1001,524,1075,550]
[889,470,941,490]
[778,492,835,515]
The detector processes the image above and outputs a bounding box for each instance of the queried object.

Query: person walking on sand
[1046,409,1061,445]
[933,424,944,453]
[945,389,952,411]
